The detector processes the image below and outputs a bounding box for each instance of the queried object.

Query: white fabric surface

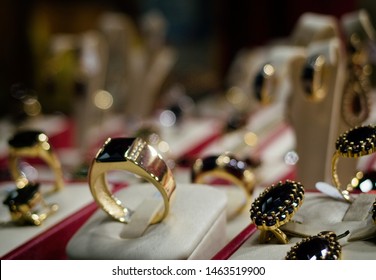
[229,192,376,260]
[66,183,227,259]
[0,182,94,257]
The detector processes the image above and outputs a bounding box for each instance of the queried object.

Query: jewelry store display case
[1,1,376,260]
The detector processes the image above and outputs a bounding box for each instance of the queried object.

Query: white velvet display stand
[0,182,94,257]
[253,45,306,106]
[289,13,339,46]
[229,188,376,260]
[287,38,351,189]
[66,183,227,260]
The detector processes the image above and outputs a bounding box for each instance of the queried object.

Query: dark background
[0,0,370,118]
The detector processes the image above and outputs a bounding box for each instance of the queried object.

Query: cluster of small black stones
[335,125,376,157]
[285,232,341,260]
[372,200,376,223]
[249,180,304,228]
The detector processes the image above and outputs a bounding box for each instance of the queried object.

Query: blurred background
[0,0,374,120]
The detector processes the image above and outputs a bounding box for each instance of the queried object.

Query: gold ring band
[332,125,376,202]
[8,130,64,192]
[191,153,256,217]
[89,137,176,224]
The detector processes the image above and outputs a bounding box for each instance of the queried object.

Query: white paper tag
[315,181,346,201]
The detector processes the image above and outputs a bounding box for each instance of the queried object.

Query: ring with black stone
[191,153,256,218]
[3,182,58,226]
[285,231,345,260]
[89,137,176,224]
[332,125,376,202]
[8,130,64,193]
[249,180,304,244]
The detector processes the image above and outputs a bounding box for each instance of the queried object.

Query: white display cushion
[0,182,94,257]
[66,183,227,260]
[229,192,376,260]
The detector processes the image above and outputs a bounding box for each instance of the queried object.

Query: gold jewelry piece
[89,137,176,224]
[253,63,277,105]
[285,231,348,260]
[332,125,376,202]
[3,182,58,226]
[249,180,304,244]
[8,130,64,192]
[301,54,326,102]
[341,33,371,127]
[191,153,256,217]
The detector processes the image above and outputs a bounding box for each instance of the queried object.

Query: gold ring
[301,54,326,102]
[249,180,304,244]
[285,231,348,260]
[332,125,376,202]
[89,137,176,224]
[191,153,256,218]
[3,182,58,226]
[253,63,277,105]
[8,130,64,192]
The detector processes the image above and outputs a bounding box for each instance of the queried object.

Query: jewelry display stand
[288,38,348,189]
[201,46,304,186]
[0,182,95,259]
[289,12,339,46]
[223,190,376,260]
[66,183,227,260]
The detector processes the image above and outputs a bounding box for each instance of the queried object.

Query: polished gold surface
[8,131,64,193]
[89,137,176,224]
[192,153,256,219]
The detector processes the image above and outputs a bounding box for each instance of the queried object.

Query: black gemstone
[259,184,294,215]
[191,154,249,182]
[293,236,335,260]
[301,62,314,95]
[254,71,265,102]
[200,155,219,173]
[251,181,303,226]
[96,138,135,162]
[347,126,375,144]
[372,201,376,222]
[3,183,40,206]
[8,130,44,148]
